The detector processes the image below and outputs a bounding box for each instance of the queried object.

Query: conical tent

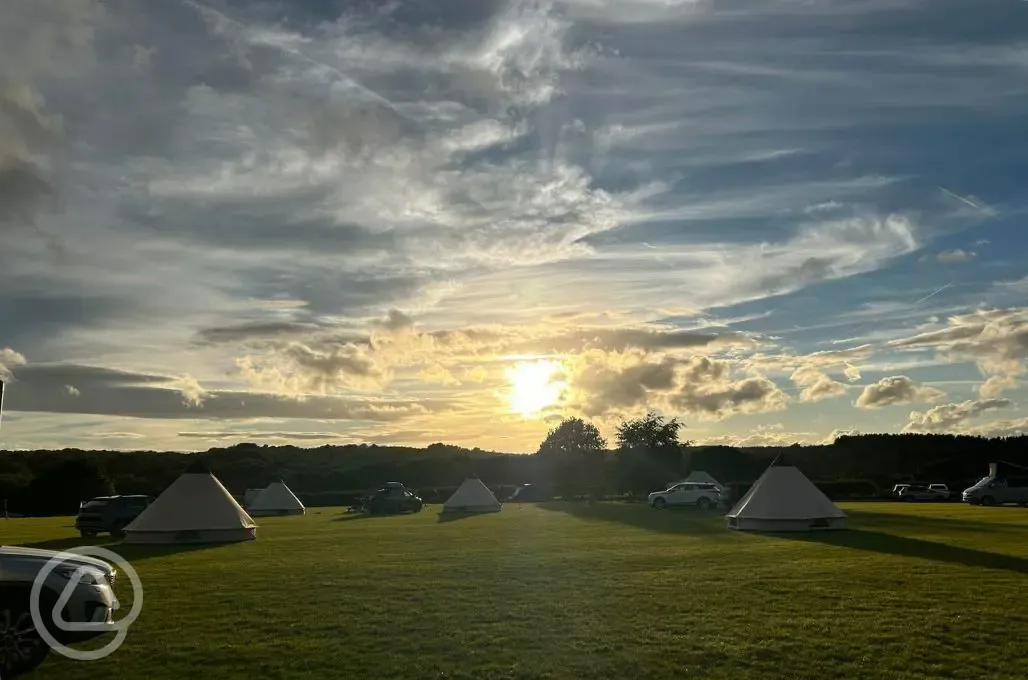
[125,472,257,544]
[248,481,306,516]
[244,488,263,507]
[442,478,501,513]
[684,470,724,490]
[726,465,846,532]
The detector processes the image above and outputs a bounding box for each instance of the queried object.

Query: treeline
[1,423,1027,516]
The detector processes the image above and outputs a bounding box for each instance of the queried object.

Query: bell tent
[683,470,725,491]
[726,461,846,532]
[243,488,263,507]
[125,461,257,544]
[248,481,306,516]
[442,478,501,513]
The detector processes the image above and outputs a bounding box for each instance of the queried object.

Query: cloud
[961,417,1028,439]
[855,376,946,409]
[195,321,328,345]
[667,356,788,419]
[790,365,848,402]
[889,308,1028,377]
[177,430,342,442]
[566,352,680,417]
[822,428,860,444]
[903,398,1013,434]
[936,249,976,263]
[3,362,447,422]
[700,424,818,447]
[236,342,388,395]
[0,347,27,380]
[172,374,209,407]
[843,364,862,382]
[464,366,488,383]
[89,431,144,440]
[980,375,1018,399]
[555,351,788,421]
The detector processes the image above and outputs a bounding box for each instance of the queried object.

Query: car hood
[0,546,115,574]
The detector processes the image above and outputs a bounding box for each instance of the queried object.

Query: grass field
[6,502,1028,680]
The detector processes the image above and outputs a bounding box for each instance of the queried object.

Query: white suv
[0,546,118,677]
[648,482,721,510]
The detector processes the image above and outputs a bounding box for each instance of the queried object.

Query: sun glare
[505,359,565,416]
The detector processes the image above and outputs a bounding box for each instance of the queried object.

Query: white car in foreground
[0,546,118,677]
[648,482,721,510]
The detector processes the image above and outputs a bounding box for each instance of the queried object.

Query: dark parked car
[365,483,423,515]
[509,484,549,503]
[74,495,152,538]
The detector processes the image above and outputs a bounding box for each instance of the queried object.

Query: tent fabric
[125,472,257,544]
[244,488,263,507]
[683,470,724,489]
[248,481,306,516]
[442,478,501,513]
[726,465,846,532]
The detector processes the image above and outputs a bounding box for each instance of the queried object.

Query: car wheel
[652,498,667,509]
[79,530,97,538]
[0,591,52,679]
[981,496,996,507]
[696,497,712,510]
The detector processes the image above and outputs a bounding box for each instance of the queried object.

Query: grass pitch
[6,502,1028,680]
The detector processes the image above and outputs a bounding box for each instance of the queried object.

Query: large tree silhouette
[614,412,686,495]
[536,418,607,499]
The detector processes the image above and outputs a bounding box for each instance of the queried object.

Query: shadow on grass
[332,512,374,522]
[436,511,496,523]
[774,529,1028,574]
[331,509,431,521]
[13,537,238,561]
[538,501,727,535]
[845,509,1023,533]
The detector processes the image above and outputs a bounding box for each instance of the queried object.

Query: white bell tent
[726,462,846,532]
[442,478,501,513]
[248,481,306,516]
[683,470,725,491]
[243,488,263,507]
[125,465,257,544]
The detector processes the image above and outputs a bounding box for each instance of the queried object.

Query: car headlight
[55,566,106,586]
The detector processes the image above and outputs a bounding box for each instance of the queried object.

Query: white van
[961,476,1028,506]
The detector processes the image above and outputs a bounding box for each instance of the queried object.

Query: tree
[614,412,685,495]
[536,418,607,499]
[538,418,606,457]
[615,411,683,451]
[28,458,116,515]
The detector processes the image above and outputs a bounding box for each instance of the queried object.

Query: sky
[2,0,1028,453]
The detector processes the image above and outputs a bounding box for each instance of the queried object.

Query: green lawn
[7,502,1028,680]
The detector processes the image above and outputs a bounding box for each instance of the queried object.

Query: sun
[504,359,566,416]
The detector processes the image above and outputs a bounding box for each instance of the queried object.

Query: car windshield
[81,499,109,510]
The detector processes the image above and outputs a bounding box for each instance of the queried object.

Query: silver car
[0,546,119,678]
[648,482,722,509]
